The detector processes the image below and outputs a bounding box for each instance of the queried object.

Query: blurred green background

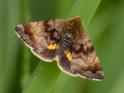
[0,0,124,93]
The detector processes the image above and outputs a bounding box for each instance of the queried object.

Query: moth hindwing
[15,16,104,80]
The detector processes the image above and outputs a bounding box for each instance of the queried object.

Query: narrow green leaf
[0,0,22,93]
[23,62,60,93]
[0,0,7,92]
[68,0,101,26]
[20,0,32,90]
[89,1,124,93]
[108,69,124,93]
[55,0,76,17]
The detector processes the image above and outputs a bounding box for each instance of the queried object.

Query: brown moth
[15,16,104,80]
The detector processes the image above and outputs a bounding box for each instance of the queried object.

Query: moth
[15,16,104,80]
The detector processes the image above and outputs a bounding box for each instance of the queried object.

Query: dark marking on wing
[33,48,57,60]
[57,52,71,72]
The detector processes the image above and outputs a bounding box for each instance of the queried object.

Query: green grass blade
[0,0,7,92]
[19,0,32,90]
[89,1,124,93]
[0,0,22,93]
[55,0,76,17]
[23,62,60,93]
[68,0,101,26]
[22,0,101,93]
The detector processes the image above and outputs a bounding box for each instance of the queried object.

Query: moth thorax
[60,36,72,51]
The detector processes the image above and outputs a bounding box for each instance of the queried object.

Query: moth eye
[66,31,75,39]
[66,33,72,38]
[53,31,60,39]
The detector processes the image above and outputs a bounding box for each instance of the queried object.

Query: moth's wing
[15,19,65,62]
[57,31,104,80]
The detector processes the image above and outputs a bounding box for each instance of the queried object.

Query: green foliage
[0,0,124,93]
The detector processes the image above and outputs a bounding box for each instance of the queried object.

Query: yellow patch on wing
[64,50,72,61]
[47,43,57,49]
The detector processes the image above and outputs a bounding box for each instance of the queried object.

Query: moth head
[65,32,75,40]
[54,30,61,39]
